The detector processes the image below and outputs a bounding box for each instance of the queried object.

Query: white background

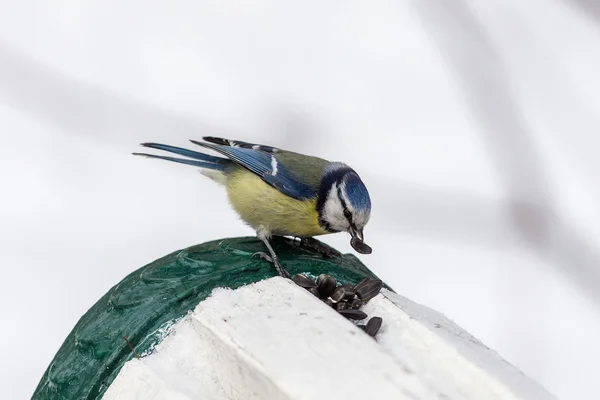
[1,1,600,399]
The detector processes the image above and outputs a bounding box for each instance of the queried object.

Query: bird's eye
[343,209,352,220]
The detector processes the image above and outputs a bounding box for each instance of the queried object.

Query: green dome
[33,236,385,400]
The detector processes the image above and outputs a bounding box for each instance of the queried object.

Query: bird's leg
[253,236,291,279]
[299,237,342,258]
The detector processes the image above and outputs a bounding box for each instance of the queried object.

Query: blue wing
[202,136,280,153]
[190,139,316,201]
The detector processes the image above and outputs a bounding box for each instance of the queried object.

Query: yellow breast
[224,168,330,237]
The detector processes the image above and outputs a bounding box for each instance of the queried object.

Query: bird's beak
[349,227,372,254]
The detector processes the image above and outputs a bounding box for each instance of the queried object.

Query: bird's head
[317,164,372,254]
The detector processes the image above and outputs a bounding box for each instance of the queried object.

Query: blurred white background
[1,1,600,399]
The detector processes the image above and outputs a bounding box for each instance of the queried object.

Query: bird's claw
[252,251,273,263]
[251,251,290,279]
[299,237,342,258]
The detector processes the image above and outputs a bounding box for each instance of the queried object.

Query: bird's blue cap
[344,172,371,213]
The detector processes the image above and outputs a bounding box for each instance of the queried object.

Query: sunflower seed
[293,274,317,289]
[355,278,383,302]
[335,301,349,311]
[323,298,334,307]
[309,287,320,297]
[316,274,331,286]
[353,277,369,291]
[365,317,383,337]
[330,287,346,302]
[350,237,372,254]
[349,298,363,309]
[357,324,367,331]
[338,309,368,320]
[317,276,337,299]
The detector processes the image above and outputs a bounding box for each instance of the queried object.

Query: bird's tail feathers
[133,143,229,171]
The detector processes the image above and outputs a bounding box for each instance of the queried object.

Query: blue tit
[133,136,372,278]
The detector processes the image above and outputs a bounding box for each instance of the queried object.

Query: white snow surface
[104,278,556,400]
[365,290,557,400]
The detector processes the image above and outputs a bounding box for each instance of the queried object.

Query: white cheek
[323,196,348,230]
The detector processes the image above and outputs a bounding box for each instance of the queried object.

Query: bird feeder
[33,237,557,400]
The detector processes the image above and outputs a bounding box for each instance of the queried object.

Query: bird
[133,137,372,278]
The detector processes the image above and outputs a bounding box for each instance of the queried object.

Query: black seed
[293,274,317,289]
[353,277,369,291]
[365,317,383,337]
[323,298,334,307]
[316,274,331,286]
[331,287,346,302]
[338,309,368,320]
[309,287,320,297]
[340,284,356,299]
[335,301,349,311]
[355,279,383,302]
[350,237,372,254]
[317,276,337,299]
[350,298,363,309]
[357,324,367,331]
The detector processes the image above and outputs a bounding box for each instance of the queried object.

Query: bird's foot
[251,252,291,279]
[299,237,342,258]
[252,251,273,263]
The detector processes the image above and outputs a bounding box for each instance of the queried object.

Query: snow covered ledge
[104,277,556,400]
